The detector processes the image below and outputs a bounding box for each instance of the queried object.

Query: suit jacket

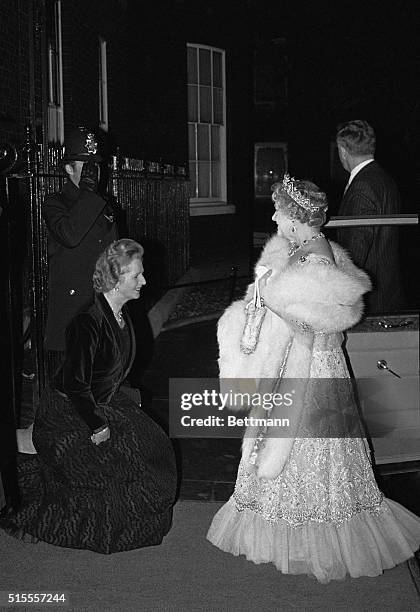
[42,180,117,350]
[336,161,403,313]
[53,293,136,433]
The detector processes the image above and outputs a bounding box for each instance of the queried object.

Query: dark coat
[336,161,403,313]
[2,292,177,553]
[43,180,117,350]
[53,293,135,433]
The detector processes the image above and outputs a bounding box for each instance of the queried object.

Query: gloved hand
[79,162,99,192]
[91,426,110,446]
[103,201,115,224]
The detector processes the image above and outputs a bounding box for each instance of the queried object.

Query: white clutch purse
[240,266,270,354]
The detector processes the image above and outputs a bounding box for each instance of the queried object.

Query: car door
[327,213,419,464]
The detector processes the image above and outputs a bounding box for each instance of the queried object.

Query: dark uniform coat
[43,180,117,350]
[336,161,403,313]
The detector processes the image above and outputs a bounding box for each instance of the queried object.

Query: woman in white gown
[207,175,420,583]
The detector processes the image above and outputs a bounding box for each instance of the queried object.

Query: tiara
[274,173,326,212]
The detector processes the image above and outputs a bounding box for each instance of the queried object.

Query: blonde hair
[93,239,144,293]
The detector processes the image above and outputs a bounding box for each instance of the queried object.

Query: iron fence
[109,155,190,286]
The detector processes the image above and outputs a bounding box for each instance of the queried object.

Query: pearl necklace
[288,232,324,257]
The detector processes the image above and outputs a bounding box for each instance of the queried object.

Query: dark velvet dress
[1,295,177,554]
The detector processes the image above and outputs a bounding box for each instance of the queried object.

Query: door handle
[377,359,401,378]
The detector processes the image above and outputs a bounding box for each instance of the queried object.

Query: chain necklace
[104,293,124,326]
[113,310,123,325]
[288,232,325,257]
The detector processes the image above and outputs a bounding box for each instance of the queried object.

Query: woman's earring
[113,285,119,293]
[291,223,296,233]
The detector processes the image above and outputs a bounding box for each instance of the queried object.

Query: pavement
[2,243,420,602]
[148,244,252,336]
[138,245,252,502]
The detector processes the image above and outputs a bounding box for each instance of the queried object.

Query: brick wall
[1,0,253,259]
[0,0,31,145]
[59,0,188,165]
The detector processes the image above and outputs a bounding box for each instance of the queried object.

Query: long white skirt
[207,347,420,583]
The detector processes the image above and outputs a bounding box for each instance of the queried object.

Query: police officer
[43,127,117,372]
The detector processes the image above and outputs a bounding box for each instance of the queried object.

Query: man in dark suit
[336,120,403,313]
[43,127,117,368]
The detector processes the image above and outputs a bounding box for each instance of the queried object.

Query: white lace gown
[207,333,420,583]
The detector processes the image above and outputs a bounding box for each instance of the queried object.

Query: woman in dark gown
[1,239,177,553]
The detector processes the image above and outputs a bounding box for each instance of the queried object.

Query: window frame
[187,43,233,216]
[99,37,109,132]
[47,0,64,143]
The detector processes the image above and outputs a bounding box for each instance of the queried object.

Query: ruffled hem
[207,497,420,583]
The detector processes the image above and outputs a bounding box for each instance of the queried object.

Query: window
[47,0,64,143]
[99,38,108,131]
[254,143,288,198]
[187,44,231,215]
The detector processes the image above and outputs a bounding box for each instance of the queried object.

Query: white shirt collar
[347,158,375,188]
